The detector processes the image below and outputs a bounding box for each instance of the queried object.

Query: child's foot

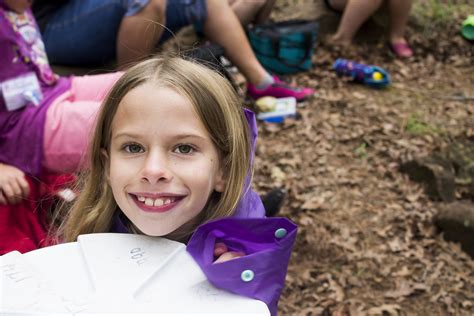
[327,33,352,47]
[389,39,413,58]
[247,75,314,101]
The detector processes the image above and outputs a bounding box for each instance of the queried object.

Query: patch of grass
[354,143,368,159]
[355,267,366,278]
[411,0,469,28]
[405,115,441,135]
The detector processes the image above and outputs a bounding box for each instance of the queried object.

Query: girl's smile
[129,193,185,213]
[106,83,226,237]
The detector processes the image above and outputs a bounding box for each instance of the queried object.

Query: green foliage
[412,0,469,27]
[405,115,440,135]
[354,143,367,159]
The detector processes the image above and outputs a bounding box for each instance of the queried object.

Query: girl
[0,0,123,177]
[58,56,296,315]
[0,0,265,220]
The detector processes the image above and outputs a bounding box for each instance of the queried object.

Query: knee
[231,0,268,9]
[255,0,269,7]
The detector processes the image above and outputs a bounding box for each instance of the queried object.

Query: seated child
[32,0,314,100]
[56,56,297,315]
[0,0,122,177]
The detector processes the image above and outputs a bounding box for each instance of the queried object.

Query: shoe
[333,58,391,88]
[389,41,413,58]
[262,188,287,217]
[247,76,314,102]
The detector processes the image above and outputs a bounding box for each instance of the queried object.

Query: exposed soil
[255,1,474,315]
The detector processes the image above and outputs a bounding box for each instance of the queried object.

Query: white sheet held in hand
[1,233,270,315]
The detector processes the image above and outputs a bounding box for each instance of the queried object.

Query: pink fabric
[43,72,123,174]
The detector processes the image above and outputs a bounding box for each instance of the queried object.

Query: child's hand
[0,163,30,205]
[213,242,245,264]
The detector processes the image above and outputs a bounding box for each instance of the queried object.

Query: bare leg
[332,0,383,45]
[116,0,166,67]
[204,0,268,85]
[228,0,276,25]
[388,0,413,44]
[328,0,348,11]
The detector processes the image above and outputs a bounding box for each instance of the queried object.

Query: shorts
[160,0,207,42]
[42,0,207,65]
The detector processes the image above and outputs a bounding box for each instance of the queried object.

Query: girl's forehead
[110,84,210,139]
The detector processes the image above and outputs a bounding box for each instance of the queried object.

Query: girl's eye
[124,144,144,153]
[174,144,194,154]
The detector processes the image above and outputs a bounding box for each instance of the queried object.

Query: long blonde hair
[59,56,252,242]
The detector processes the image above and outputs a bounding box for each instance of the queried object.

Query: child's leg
[388,0,413,43]
[228,0,275,25]
[332,0,383,44]
[203,0,268,86]
[116,0,166,67]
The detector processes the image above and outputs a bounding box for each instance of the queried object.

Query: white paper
[1,234,269,315]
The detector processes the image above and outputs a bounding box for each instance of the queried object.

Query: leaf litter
[256,1,474,315]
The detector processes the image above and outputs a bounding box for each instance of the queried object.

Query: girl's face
[106,84,226,236]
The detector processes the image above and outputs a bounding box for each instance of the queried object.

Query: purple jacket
[0,5,71,176]
[187,217,297,316]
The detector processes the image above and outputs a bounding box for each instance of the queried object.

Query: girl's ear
[214,167,227,193]
[101,149,110,181]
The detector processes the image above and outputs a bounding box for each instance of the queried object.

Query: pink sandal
[390,41,413,58]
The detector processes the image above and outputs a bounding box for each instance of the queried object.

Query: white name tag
[1,72,43,111]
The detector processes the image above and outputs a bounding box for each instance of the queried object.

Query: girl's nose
[140,152,173,184]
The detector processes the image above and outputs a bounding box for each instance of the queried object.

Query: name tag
[1,72,43,111]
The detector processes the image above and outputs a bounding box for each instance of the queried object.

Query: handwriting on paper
[130,247,149,266]
[1,263,33,283]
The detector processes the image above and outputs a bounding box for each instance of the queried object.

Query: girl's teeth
[138,196,176,207]
[145,198,154,206]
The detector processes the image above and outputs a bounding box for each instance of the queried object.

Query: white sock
[255,73,274,89]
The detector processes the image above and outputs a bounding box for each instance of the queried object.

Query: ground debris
[265,1,474,315]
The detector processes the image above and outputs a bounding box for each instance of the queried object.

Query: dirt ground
[256,0,474,315]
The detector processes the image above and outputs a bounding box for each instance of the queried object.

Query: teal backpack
[248,20,319,74]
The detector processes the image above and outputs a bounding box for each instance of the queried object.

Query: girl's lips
[130,194,184,213]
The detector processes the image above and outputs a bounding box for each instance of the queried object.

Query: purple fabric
[234,108,265,219]
[111,212,130,234]
[187,217,297,316]
[0,7,71,176]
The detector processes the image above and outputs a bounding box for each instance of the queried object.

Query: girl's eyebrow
[112,132,141,140]
[112,132,207,141]
[171,133,207,141]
